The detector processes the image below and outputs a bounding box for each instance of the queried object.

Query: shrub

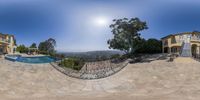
[53,53,65,60]
[59,58,85,71]
[110,54,121,59]
[38,38,56,55]
[134,38,162,54]
[16,45,29,53]
[38,51,48,55]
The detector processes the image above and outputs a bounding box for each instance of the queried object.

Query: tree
[30,43,37,48]
[145,39,162,53]
[14,39,17,46]
[134,38,162,54]
[107,18,148,54]
[133,38,147,53]
[46,38,56,53]
[38,38,56,54]
[16,45,28,53]
[38,42,46,52]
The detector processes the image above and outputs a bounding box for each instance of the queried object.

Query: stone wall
[50,60,129,80]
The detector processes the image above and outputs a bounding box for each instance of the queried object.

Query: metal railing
[0,38,9,43]
[191,36,200,41]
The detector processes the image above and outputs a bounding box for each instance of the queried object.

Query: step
[174,57,198,63]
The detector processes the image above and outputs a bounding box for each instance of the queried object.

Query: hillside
[58,50,124,61]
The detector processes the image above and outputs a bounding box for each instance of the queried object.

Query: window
[164,40,168,46]
[171,36,176,44]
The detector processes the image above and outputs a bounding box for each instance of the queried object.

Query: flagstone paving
[1,57,200,100]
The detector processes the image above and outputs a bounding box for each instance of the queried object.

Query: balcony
[0,38,9,44]
[191,36,200,41]
[170,38,182,47]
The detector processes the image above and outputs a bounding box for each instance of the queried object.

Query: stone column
[198,46,200,54]
[169,47,171,54]
[162,46,164,53]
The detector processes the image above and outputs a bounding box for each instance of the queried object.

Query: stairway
[180,42,192,57]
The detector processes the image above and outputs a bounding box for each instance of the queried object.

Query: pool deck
[17,53,47,57]
[1,57,200,100]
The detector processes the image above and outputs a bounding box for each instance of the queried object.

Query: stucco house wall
[161,32,200,56]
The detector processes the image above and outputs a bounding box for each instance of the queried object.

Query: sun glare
[94,17,108,27]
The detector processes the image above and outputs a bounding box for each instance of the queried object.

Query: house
[0,33,16,54]
[161,32,200,57]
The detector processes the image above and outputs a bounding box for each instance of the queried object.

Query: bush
[134,38,162,54]
[16,45,28,53]
[111,54,128,63]
[59,58,85,71]
[110,54,121,59]
[52,53,65,60]
[38,51,48,55]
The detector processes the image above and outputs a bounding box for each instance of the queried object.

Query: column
[198,46,200,54]
[162,46,164,53]
[169,47,171,54]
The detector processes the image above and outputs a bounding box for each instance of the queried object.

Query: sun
[93,17,108,27]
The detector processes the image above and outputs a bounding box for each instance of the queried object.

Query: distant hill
[58,50,124,61]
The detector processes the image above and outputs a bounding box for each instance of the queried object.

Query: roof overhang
[161,32,200,40]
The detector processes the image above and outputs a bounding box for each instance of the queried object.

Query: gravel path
[0,57,200,100]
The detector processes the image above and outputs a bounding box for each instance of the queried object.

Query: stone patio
[0,57,200,100]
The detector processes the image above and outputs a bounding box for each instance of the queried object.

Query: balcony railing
[0,38,9,44]
[171,36,200,44]
[171,40,182,44]
[191,36,200,41]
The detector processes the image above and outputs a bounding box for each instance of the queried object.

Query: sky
[0,0,200,52]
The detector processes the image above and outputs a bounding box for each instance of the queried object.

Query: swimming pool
[5,55,56,64]
[5,54,21,61]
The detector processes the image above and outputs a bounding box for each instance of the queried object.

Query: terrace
[1,54,200,100]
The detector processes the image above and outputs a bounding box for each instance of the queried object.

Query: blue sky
[0,0,200,52]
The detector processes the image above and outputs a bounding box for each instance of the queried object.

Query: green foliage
[16,45,28,53]
[49,52,56,57]
[59,58,85,71]
[108,18,148,54]
[14,39,17,46]
[38,42,47,53]
[38,38,56,55]
[53,53,65,59]
[38,51,48,55]
[135,38,162,54]
[110,54,121,59]
[107,17,161,56]
[93,55,108,61]
[146,39,162,53]
[30,43,37,48]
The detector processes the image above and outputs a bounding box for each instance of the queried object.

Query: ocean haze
[58,50,124,60]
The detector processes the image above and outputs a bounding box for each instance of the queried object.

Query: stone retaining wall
[50,60,129,80]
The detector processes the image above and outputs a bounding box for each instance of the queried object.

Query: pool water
[16,56,56,64]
